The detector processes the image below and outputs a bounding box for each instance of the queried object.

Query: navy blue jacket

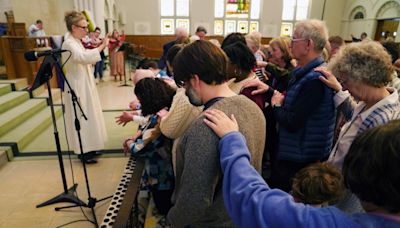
[158,40,176,72]
[277,57,335,162]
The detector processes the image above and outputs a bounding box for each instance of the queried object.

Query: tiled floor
[0,74,137,228]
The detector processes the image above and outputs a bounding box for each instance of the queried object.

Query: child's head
[137,59,159,70]
[132,69,155,85]
[134,78,176,116]
[291,163,344,207]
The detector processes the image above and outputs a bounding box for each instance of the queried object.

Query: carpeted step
[0,146,13,161]
[30,84,46,97]
[0,91,30,114]
[34,87,63,105]
[0,78,28,91]
[0,106,63,151]
[0,149,8,169]
[0,99,47,137]
[0,84,12,96]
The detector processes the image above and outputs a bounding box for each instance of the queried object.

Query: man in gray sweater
[167,40,266,227]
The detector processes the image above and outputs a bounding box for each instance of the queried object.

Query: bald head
[176,27,189,40]
[132,69,155,85]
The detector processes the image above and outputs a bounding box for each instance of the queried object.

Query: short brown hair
[173,40,228,85]
[64,11,86,32]
[344,119,400,213]
[328,36,344,47]
[291,163,344,205]
[166,44,186,66]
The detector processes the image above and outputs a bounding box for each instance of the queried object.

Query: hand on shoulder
[203,109,239,138]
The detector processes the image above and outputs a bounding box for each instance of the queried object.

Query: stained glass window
[161,0,190,34]
[214,0,260,35]
[281,0,309,36]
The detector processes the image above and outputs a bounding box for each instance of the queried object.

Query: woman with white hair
[245,31,265,81]
[316,41,400,213]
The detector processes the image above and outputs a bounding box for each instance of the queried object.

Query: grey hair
[294,19,328,53]
[245,31,262,49]
[327,41,393,87]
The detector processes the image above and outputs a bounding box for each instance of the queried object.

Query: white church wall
[309,0,346,37]
[259,0,283,38]
[5,0,399,41]
[11,0,74,36]
[0,0,12,22]
[341,0,400,41]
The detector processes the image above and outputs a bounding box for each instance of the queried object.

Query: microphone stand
[35,54,86,209]
[118,43,132,87]
[50,53,112,227]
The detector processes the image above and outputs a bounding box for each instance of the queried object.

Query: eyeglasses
[337,77,349,85]
[175,80,186,88]
[74,25,88,30]
[291,37,308,44]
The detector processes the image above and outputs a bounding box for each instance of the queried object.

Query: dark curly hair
[221,32,246,49]
[343,119,400,213]
[223,42,256,74]
[134,78,176,116]
[137,58,159,69]
[381,40,399,64]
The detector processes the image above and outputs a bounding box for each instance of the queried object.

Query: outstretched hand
[242,78,269,95]
[315,67,342,92]
[203,109,239,138]
[115,111,133,126]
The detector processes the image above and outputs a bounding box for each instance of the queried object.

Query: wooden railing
[0,36,58,87]
[124,35,272,59]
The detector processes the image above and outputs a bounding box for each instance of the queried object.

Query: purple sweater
[219,132,400,228]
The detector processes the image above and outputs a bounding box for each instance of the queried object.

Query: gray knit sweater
[167,95,266,227]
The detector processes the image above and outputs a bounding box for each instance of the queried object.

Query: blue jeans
[94,60,104,79]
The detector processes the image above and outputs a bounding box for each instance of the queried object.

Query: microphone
[24,49,68,61]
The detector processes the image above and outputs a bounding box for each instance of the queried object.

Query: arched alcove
[354,11,364,19]
[349,5,367,20]
[376,1,400,19]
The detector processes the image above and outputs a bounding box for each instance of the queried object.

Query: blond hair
[64,11,86,32]
[269,37,293,65]
[245,31,262,50]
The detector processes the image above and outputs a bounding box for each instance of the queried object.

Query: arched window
[214,0,261,35]
[160,0,190,34]
[281,0,310,36]
[354,12,364,19]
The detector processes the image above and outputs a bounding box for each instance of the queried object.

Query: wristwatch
[273,103,282,108]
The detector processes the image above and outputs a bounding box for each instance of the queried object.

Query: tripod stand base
[118,83,132,87]
[36,183,87,208]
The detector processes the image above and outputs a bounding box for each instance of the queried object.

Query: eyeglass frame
[337,77,349,85]
[290,37,309,44]
[74,24,88,31]
[175,80,186,88]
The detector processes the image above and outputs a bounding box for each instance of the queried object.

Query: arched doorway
[374,1,400,41]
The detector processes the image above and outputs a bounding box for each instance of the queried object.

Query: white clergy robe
[61,32,107,154]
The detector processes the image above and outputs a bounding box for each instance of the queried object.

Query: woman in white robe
[61,11,109,162]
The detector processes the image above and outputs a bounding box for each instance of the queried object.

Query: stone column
[93,0,106,33]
